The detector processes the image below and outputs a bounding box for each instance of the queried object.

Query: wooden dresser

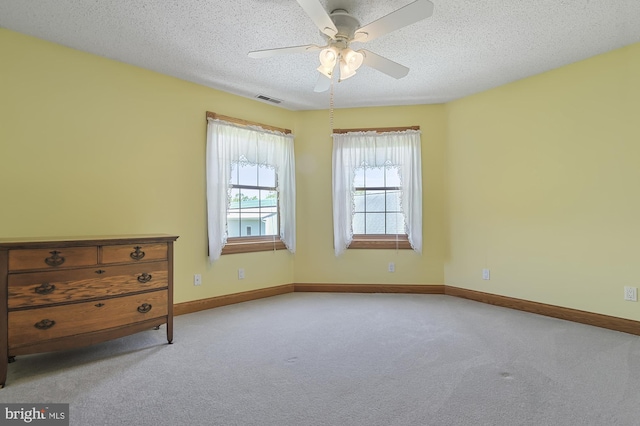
[0,234,178,388]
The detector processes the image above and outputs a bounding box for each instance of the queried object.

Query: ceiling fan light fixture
[339,59,357,81]
[318,47,338,68]
[317,46,338,77]
[342,48,364,71]
[317,63,335,78]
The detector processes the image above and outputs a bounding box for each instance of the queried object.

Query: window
[332,128,422,256]
[227,161,278,238]
[206,113,296,260]
[353,165,404,235]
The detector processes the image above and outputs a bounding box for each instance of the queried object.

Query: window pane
[354,190,365,212]
[261,189,278,208]
[240,189,260,211]
[386,213,405,234]
[236,189,257,237]
[228,188,241,237]
[237,163,258,186]
[385,166,401,187]
[386,190,402,212]
[353,213,365,234]
[367,168,385,187]
[261,189,278,236]
[366,213,385,233]
[258,166,276,187]
[365,190,385,212]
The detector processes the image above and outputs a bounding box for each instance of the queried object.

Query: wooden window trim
[333,126,419,134]
[206,112,292,134]
[348,234,412,250]
[221,236,286,255]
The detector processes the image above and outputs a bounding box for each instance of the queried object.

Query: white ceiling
[1,0,639,110]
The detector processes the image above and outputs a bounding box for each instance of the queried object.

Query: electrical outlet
[194,274,202,286]
[238,268,245,280]
[388,262,395,273]
[482,269,490,280]
[624,286,637,301]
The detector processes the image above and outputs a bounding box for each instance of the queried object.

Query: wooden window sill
[221,237,286,255]
[348,235,412,250]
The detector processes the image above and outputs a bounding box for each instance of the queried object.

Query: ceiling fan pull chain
[330,76,335,134]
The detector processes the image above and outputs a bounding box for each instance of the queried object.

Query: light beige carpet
[2,293,639,425]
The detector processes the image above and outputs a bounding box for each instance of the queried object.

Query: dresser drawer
[8,290,168,349]
[7,262,169,309]
[8,247,97,271]
[100,243,167,264]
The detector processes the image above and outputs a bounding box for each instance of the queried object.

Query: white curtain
[332,130,422,256]
[206,118,296,261]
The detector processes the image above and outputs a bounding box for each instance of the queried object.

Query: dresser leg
[8,356,15,363]
[153,326,160,330]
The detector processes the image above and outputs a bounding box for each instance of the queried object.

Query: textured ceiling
[1,0,639,110]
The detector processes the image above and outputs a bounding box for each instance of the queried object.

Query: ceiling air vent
[256,94,282,104]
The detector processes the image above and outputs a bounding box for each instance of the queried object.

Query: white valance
[331,130,422,256]
[206,118,296,261]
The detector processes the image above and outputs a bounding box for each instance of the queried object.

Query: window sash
[228,180,279,238]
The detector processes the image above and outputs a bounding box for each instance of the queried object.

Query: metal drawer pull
[35,283,56,295]
[137,303,152,313]
[34,319,56,330]
[95,269,106,274]
[44,250,65,267]
[137,273,152,283]
[95,303,105,307]
[130,246,145,261]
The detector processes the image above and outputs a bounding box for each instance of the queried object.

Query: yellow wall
[445,43,640,319]
[3,27,640,322]
[294,107,446,284]
[0,29,296,303]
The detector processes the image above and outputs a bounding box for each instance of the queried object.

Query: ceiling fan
[248,0,435,92]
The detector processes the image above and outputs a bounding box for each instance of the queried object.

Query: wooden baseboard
[174,284,294,316]
[445,286,640,336]
[173,283,640,336]
[294,283,445,294]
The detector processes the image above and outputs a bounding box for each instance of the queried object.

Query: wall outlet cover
[624,286,637,301]
[482,269,490,280]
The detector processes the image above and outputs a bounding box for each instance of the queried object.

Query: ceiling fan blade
[360,50,409,79]
[248,44,322,59]
[314,74,331,92]
[353,0,434,43]
[295,0,338,39]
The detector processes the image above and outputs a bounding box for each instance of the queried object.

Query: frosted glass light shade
[339,59,357,80]
[319,47,338,68]
[342,48,364,71]
[317,47,338,78]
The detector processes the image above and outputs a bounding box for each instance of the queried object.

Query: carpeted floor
[1,293,639,425]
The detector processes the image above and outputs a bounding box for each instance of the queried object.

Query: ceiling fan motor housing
[329,9,360,43]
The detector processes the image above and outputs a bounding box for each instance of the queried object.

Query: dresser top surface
[0,234,179,249]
